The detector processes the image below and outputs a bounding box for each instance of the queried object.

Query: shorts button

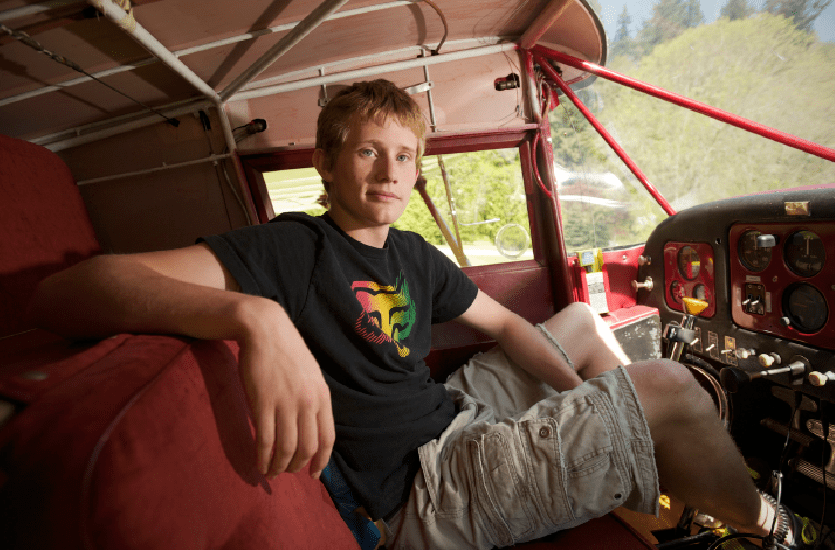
[539,426,551,438]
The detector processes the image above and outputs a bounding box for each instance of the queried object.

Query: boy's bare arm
[27,244,334,480]
[456,290,583,391]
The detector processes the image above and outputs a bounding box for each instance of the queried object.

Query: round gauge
[782,283,828,333]
[738,230,772,272]
[784,230,825,277]
[692,284,707,302]
[677,246,701,280]
[670,281,683,303]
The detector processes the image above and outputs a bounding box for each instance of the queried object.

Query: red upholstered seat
[0,134,101,339]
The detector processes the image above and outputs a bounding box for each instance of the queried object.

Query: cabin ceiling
[0,0,606,147]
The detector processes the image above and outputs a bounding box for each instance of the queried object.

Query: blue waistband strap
[320,457,382,550]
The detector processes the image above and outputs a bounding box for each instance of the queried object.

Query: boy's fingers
[255,410,275,476]
[269,403,297,477]
[287,408,318,473]
[310,402,335,479]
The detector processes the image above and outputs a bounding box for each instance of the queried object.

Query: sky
[598,0,835,43]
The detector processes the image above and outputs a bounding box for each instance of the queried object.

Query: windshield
[553,1,835,254]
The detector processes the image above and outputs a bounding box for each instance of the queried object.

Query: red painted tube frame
[532,44,835,164]
[533,50,677,216]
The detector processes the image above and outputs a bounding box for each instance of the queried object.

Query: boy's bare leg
[627,359,772,536]
[540,302,630,380]
[542,304,773,536]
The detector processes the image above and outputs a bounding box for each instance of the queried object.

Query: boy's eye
[360,149,375,157]
[396,154,410,162]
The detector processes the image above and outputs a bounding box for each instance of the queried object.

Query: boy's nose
[375,156,397,182]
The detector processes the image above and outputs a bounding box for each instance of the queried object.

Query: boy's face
[315,115,419,237]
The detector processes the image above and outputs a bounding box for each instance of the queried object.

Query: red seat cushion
[0,334,358,549]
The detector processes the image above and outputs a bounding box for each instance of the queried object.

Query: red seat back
[0,134,101,338]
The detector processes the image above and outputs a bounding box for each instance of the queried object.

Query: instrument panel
[638,187,835,518]
[638,187,835,398]
[730,222,833,349]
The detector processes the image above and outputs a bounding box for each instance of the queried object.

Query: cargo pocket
[470,428,535,547]
[557,395,628,523]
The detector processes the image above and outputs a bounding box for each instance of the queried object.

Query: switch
[757,234,777,248]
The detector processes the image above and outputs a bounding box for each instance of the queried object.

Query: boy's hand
[236,298,335,480]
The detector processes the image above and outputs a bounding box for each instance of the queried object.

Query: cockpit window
[554,9,834,254]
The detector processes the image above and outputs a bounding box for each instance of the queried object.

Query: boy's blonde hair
[315,79,427,176]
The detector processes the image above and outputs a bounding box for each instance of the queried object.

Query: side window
[264,167,326,217]
[398,148,531,267]
[264,147,533,267]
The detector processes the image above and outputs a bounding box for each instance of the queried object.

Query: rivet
[21,371,48,381]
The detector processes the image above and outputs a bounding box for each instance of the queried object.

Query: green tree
[636,0,705,54]
[611,5,637,59]
[549,88,608,170]
[765,0,833,31]
[720,0,755,20]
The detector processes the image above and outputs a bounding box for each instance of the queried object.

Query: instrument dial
[783,283,828,333]
[738,230,772,272]
[670,280,683,303]
[784,230,825,277]
[677,246,701,280]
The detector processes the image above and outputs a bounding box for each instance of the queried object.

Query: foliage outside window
[552,8,835,255]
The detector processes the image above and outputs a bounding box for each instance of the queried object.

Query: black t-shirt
[201,212,479,519]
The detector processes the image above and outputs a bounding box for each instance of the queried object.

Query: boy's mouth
[367,190,399,201]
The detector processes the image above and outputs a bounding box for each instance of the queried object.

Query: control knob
[808,371,835,387]
[758,353,781,367]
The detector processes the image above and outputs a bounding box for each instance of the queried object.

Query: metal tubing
[89,0,220,102]
[220,0,352,101]
[244,37,505,93]
[76,153,232,185]
[533,44,835,164]
[0,1,416,107]
[233,43,516,101]
[216,101,256,225]
[533,50,677,216]
[37,98,213,151]
[415,183,470,266]
[0,0,83,22]
[422,52,438,131]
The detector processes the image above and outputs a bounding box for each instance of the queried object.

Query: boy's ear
[312,149,331,182]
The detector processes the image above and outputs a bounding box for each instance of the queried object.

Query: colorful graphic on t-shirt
[352,274,415,357]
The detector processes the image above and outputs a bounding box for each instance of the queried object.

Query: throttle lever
[720,361,807,393]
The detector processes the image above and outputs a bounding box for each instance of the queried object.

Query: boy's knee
[546,301,597,334]
[629,359,714,422]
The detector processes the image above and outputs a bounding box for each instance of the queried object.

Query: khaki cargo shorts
[386,326,660,549]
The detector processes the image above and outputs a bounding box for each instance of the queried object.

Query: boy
[30,79,806,549]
